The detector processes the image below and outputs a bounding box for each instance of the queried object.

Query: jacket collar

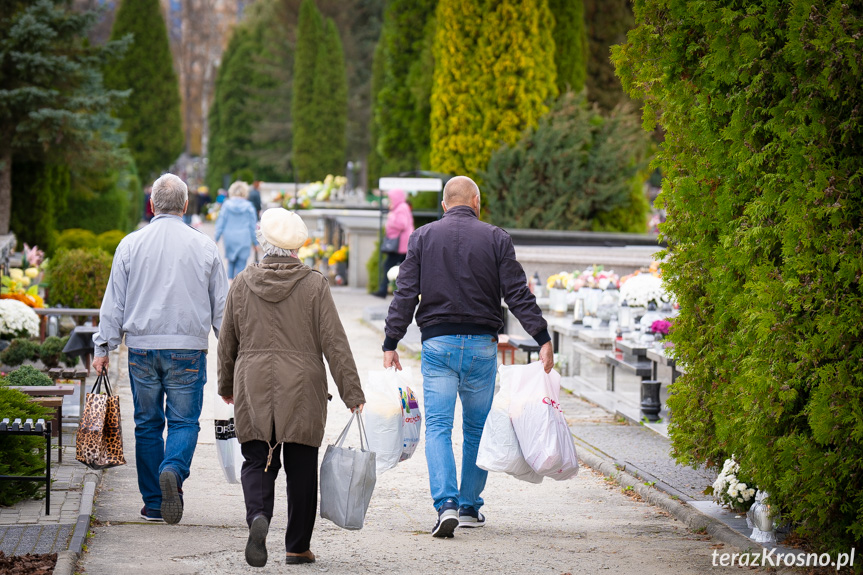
[261,255,301,264]
[443,205,478,219]
[151,214,183,222]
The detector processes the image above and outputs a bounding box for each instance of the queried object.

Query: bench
[7,385,74,463]
[0,418,52,514]
[48,366,89,420]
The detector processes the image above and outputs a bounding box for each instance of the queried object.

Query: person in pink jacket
[373,189,414,298]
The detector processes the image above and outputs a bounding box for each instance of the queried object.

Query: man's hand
[383,350,402,371]
[221,395,234,405]
[92,356,109,374]
[351,403,364,413]
[539,341,554,373]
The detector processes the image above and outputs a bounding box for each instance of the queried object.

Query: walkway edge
[577,447,763,554]
[53,469,102,575]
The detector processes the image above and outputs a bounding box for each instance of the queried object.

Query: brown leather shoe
[285,550,315,565]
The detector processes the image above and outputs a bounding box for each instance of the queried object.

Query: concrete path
[77,287,761,574]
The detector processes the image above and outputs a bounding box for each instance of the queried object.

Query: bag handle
[334,412,371,452]
[89,368,114,396]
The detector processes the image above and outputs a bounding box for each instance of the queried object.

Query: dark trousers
[240,439,319,553]
[375,252,406,295]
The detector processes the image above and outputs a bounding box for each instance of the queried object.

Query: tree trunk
[0,145,12,235]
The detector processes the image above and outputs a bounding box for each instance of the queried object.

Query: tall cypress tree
[430,0,557,179]
[374,0,437,174]
[104,0,184,181]
[312,19,348,179]
[583,0,633,110]
[292,0,324,182]
[548,0,588,93]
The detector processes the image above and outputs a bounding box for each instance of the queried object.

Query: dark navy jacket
[383,205,550,350]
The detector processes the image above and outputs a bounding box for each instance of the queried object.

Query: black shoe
[245,515,269,567]
[140,506,164,522]
[372,291,387,299]
[432,500,459,538]
[458,505,486,528]
[159,469,184,525]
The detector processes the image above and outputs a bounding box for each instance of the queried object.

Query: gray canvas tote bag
[320,412,377,530]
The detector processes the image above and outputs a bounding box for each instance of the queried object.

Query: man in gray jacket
[92,173,229,524]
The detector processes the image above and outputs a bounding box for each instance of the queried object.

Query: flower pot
[640,380,662,422]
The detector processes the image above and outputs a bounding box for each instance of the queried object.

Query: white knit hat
[260,208,308,250]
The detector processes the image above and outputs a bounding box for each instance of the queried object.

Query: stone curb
[575,444,763,554]
[52,469,101,575]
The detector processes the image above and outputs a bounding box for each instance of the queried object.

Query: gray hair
[228,181,249,199]
[256,229,298,258]
[151,173,188,215]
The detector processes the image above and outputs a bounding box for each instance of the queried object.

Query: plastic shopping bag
[320,412,377,530]
[364,368,406,474]
[476,365,543,483]
[397,372,422,462]
[214,391,244,484]
[509,362,579,480]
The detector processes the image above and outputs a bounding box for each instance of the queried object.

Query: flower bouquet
[1,267,44,308]
[328,246,349,267]
[0,299,40,340]
[711,457,757,512]
[618,270,670,308]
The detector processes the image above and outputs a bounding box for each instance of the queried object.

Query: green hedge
[0,387,52,505]
[614,0,863,557]
[46,249,113,309]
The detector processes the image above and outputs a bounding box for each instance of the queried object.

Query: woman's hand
[221,395,234,405]
[350,403,364,413]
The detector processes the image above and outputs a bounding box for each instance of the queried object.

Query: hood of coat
[240,256,316,303]
[387,189,406,209]
[222,197,254,215]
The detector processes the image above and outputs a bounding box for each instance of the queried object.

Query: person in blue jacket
[215,181,258,279]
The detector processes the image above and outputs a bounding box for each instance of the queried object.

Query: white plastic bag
[364,368,407,474]
[477,365,543,483]
[214,392,244,484]
[509,362,579,480]
[398,383,422,462]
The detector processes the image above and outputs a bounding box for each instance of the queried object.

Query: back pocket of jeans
[171,351,203,384]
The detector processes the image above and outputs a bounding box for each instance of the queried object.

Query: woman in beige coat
[218,208,365,567]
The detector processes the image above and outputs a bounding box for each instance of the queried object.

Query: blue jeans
[128,348,206,510]
[421,335,497,512]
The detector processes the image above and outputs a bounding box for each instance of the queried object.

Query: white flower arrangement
[712,457,757,511]
[618,272,671,307]
[0,299,40,340]
[386,265,400,282]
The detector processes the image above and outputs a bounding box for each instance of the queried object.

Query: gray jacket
[93,215,229,356]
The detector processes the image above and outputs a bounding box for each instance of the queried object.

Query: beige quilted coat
[217,256,365,446]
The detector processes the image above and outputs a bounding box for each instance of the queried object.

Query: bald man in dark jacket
[382,176,552,539]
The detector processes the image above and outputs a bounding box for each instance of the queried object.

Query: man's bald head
[442,176,480,209]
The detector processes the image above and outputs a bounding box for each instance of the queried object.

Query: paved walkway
[76,287,765,575]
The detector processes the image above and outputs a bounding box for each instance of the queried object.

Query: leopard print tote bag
[76,369,127,470]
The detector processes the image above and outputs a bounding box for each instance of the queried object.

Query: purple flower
[650,319,672,336]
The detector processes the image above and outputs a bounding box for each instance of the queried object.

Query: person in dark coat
[381,176,553,538]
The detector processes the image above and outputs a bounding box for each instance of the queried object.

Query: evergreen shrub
[366,240,380,294]
[47,249,112,309]
[482,92,649,232]
[55,229,98,252]
[0,386,52,505]
[97,231,126,255]
[0,339,40,367]
[614,0,863,557]
[38,337,66,369]
[4,366,54,387]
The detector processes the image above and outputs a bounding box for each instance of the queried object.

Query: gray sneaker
[432,501,459,538]
[458,506,486,528]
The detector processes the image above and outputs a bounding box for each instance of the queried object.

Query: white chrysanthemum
[387,265,400,282]
[0,299,40,339]
[619,273,670,307]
